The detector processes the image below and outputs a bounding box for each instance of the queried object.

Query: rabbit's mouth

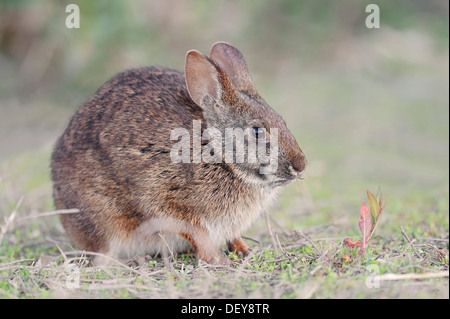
[271,179,291,187]
[268,164,303,186]
[267,173,299,187]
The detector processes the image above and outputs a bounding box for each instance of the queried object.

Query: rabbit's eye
[251,127,266,140]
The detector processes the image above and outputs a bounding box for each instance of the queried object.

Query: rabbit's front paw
[228,237,251,257]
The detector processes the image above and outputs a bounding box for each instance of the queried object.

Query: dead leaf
[343,238,363,247]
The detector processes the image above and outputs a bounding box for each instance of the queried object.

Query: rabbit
[51,42,306,264]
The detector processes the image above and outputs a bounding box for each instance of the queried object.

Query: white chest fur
[106,186,280,260]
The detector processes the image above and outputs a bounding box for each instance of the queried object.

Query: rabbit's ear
[210,42,257,97]
[185,50,222,107]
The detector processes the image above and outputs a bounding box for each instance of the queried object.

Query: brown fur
[51,42,306,264]
[228,237,250,256]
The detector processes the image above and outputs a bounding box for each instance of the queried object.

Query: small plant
[344,188,385,254]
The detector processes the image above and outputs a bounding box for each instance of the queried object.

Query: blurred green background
[0,0,448,237]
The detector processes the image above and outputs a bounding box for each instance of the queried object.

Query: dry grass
[0,203,448,299]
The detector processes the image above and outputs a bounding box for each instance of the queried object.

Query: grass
[0,147,448,299]
[0,218,447,298]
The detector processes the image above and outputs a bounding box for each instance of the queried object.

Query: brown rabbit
[51,42,306,264]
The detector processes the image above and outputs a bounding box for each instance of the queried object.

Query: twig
[400,226,421,258]
[54,243,68,263]
[400,238,417,257]
[375,271,449,282]
[63,250,158,283]
[253,257,291,265]
[240,246,258,269]
[275,233,301,275]
[0,259,35,267]
[295,230,322,255]
[241,236,261,246]
[265,210,281,252]
[309,265,323,276]
[158,232,174,260]
[0,206,80,245]
[15,208,80,224]
[0,197,23,244]
[417,237,449,243]
[0,259,36,271]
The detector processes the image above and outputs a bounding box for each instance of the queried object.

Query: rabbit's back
[51,67,204,252]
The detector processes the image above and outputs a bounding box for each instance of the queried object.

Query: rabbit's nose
[290,151,307,175]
